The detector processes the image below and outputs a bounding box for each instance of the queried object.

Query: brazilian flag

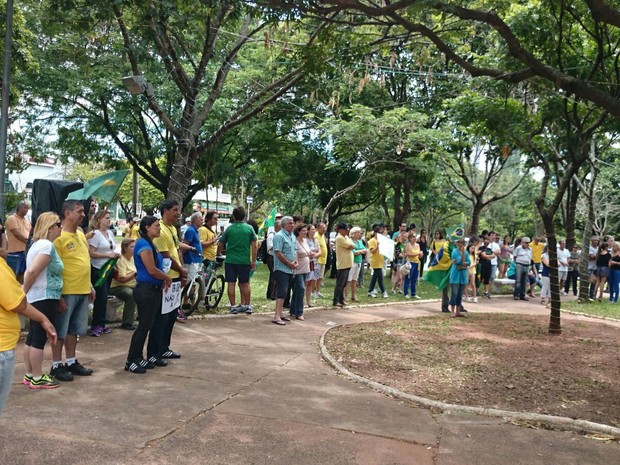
[258,207,278,236]
[424,241,453,289]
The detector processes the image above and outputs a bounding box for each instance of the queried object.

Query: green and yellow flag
[67,170,130,203]
[257,207,278,236]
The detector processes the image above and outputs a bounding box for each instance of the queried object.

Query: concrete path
[1,297,619,465]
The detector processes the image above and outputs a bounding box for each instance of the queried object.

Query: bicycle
[181,255,226,316]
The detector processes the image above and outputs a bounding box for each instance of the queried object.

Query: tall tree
[16,0,324,206]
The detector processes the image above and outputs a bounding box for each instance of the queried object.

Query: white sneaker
[316,292,324,298]
[414,295,421,299]
[382,292,389,298]
[473,297,478,303]
[368,292,377,298]
[405,295,411,299]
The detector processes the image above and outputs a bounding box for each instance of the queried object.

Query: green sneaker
[29,374,60,390]
[22,374,33,386]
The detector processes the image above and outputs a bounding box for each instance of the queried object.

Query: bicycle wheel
[204,274,225,309]
[181,277,205,316]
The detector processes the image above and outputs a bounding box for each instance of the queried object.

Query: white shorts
[348,263,362,282]
[186,262,202,282]
[318,263,326,279]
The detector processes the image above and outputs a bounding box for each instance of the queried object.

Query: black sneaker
[125,361,146,374]
[139,359,155,369]
[66,360,93,376]
[148,356,168,367]
[50,364,74,382]
[161,350,181,359]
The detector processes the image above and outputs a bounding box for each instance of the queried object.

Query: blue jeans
[403,263,419,296]
[290,274,306,317]
[609,269,620,303]
[449,283,467,307]
[513,263,530,298]
[368,268,385,294]
[0,349,15,415]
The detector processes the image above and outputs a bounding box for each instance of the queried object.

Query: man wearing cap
[513,236,533,301]
[180,217,191,241]
[333,222,355,307]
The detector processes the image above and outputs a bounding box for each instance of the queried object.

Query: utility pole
[0,0,14,219]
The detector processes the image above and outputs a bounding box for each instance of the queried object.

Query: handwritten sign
[162,281,182,314]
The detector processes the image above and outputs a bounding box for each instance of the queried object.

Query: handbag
[309,260,315,271]
[399,261,412,276]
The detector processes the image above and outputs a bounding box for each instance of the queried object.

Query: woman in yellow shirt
[404,233,423,298]
[109,239,138,330]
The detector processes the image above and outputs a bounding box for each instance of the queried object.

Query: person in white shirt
[556,240,571,295]
[489,231,501,281]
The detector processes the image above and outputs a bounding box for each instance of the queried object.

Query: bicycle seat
[215,255,226,264]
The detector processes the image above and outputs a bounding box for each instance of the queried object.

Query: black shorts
[224,263,251,284]
[480,263,492,285]
[273,270,293,299]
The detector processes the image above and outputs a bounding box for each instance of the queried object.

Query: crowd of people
[1,197,619,411]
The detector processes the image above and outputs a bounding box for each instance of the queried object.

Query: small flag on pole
[258,207,278,236]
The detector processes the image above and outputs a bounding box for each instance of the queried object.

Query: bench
[492,278,515,293]
[105,295,124,322]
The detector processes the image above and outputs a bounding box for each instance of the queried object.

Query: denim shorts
[273,270,293,299]
[596,266,609,278]
[55,294,90,338]
[0,349,15,415]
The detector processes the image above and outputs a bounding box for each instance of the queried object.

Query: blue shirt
[134,238,164,285]
[273,229,297,274]
[183,225,203,265]
[449,248,470,285]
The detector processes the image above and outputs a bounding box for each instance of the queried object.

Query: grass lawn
[562,298,620,319]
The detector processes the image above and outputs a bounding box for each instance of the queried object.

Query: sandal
[281,316,291,322]
[271,320,286,326]
[296,316,305,321]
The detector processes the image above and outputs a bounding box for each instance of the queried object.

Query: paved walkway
[1,297,619,465]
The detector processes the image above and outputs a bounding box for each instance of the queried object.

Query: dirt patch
[325,314,620,427]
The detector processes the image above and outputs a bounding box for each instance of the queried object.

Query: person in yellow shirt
[332,222,354,307]
[367,226,388,298]
[314,222,328,297]
[109,238,138,330]
[0,257,57,415]
[148,199,187,362]
[51,200,96,382]
[123,218,140,240]
[199,211,219,264]
[530,235,545,272]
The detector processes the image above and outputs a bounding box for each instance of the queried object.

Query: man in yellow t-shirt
[51,200,96,382]
[150,199,188,361]
[315,223,328,297]
[123,218,140,240]
[0,257,57,415]
[367,226,388,298]
[530,235,544,272]
[333,222,354,307]
[199,211,219,263]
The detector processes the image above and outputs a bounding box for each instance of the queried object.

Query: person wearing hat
[180,216,191,241]
[512,236,533,301]
[123,217,140,240]
[333,222,354,307]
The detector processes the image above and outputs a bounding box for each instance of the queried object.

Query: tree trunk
[579,163,597,302]
[541,211,562,334]
[167,142,196,208]
[565,178,579,250]
[469,198,483,236]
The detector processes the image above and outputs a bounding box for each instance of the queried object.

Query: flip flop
[271,320,286,326]
[296,316,305,321]
[281,316,291,322]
